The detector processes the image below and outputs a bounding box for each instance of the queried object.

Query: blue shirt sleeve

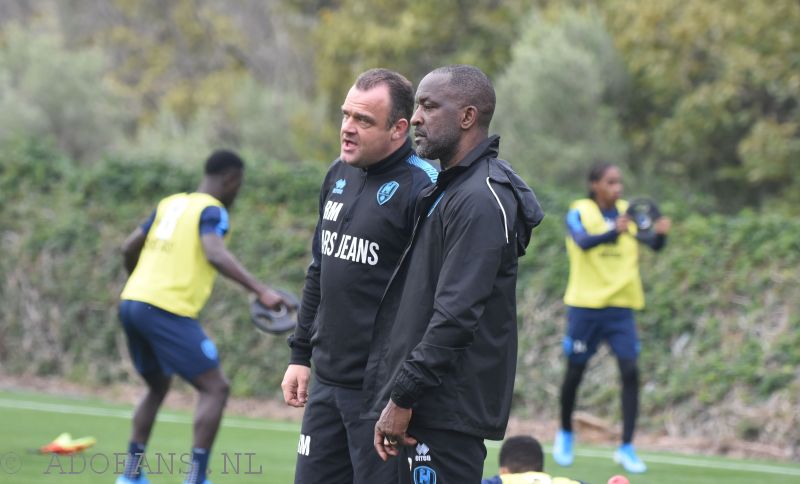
[566,208,618,250]
[199,206,229,237]
[140,209,156,235]
[481,476,502,484]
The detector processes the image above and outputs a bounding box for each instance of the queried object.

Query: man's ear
[460,106,478,130]
[391,118,410,140]
[498,466,510,475]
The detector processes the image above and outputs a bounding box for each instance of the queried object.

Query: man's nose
[341,116,357,133]
[411,107,422,126]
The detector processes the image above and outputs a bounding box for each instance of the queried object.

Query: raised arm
[566,208,619,250]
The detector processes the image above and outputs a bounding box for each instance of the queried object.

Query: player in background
[553,161,671,474]
[115,150,287,484]
[482,435,586,484]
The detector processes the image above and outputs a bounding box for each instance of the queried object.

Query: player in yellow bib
[553,162,670,474]
[482,436,585,484]
[115,150,288,484]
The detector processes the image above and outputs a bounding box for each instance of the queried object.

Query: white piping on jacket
[485,177,509,244]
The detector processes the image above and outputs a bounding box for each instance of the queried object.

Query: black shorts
[399,426,487,484]
[294,381,396,484]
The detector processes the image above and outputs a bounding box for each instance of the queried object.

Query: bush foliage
[1,147,798,451]
[1,0,798,454]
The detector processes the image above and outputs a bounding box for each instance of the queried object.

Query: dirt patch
[0,371,792,461]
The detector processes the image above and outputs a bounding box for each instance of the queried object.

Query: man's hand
[654,216,672,235]
[281,364,310,407]
[615,214,631,234]
[374,400,417,461]
[257,287,290,310]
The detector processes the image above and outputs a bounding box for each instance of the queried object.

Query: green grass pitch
[0,390,797,483]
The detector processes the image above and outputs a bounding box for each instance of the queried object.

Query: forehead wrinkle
[343,87,389,123]
[418,74,459,105]
[344,105,377,123]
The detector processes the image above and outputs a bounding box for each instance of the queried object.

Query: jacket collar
[436,135,500,186]
[363,138,413,175]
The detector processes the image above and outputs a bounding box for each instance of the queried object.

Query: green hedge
[1,146,798,450]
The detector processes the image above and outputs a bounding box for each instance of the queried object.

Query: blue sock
[123,442,146,479]
[185,448,210,484]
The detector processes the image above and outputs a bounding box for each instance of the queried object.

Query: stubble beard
[416,127,460,166]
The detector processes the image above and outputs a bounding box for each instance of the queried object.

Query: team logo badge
[377,181,399,205]
[413,466,437,484]
[332,179,347,195]
[200,339,218,360]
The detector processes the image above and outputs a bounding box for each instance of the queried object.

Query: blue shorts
[119,299,220,381]
[563,306,640,364]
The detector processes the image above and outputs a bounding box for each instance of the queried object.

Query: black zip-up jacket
[361,136,543,439]
[288,139,438,388]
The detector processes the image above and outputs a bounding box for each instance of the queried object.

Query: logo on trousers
[415,443,431,462]
[297,434,310,456]
[414,466,437,484]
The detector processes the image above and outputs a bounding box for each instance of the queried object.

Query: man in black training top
[281,68,437,484]
[366,64,543,482]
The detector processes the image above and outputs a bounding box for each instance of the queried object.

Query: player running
[115,150,287,484]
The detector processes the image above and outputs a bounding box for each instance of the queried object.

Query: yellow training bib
[121,193,225,317]
[563,198,644,309]
[500,471,582,484]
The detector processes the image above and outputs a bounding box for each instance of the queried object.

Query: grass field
[0,390,797,484]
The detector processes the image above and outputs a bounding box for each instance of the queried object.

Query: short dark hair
[430,65,496,128]
[588,160,616,183]
[499,436,544,473]
[355,68,414,129]
[587,160,616,199]
[205,149,244,175]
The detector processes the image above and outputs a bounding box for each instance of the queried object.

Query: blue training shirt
[566,205,666,251]
[141,205,229,237]
[565,206,619,250]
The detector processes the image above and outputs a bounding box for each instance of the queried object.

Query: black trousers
[294,381,397,484]
[398,426,487,484]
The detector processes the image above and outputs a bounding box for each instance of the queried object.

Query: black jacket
[288,139,438,388]
[361,136,543,439]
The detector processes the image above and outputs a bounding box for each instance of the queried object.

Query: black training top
[288,139,438,388]
[361,136,544,440]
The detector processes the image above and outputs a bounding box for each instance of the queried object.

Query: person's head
[588,161,623,208]
[411,64,496,168]
[498,435,544,474]
[339,68,413,168]
[204,149,245,208]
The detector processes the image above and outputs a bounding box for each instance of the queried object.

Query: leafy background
[0,0,797,456]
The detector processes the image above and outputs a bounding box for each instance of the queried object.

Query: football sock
[185,447,210,484]
[123,441,146,479]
